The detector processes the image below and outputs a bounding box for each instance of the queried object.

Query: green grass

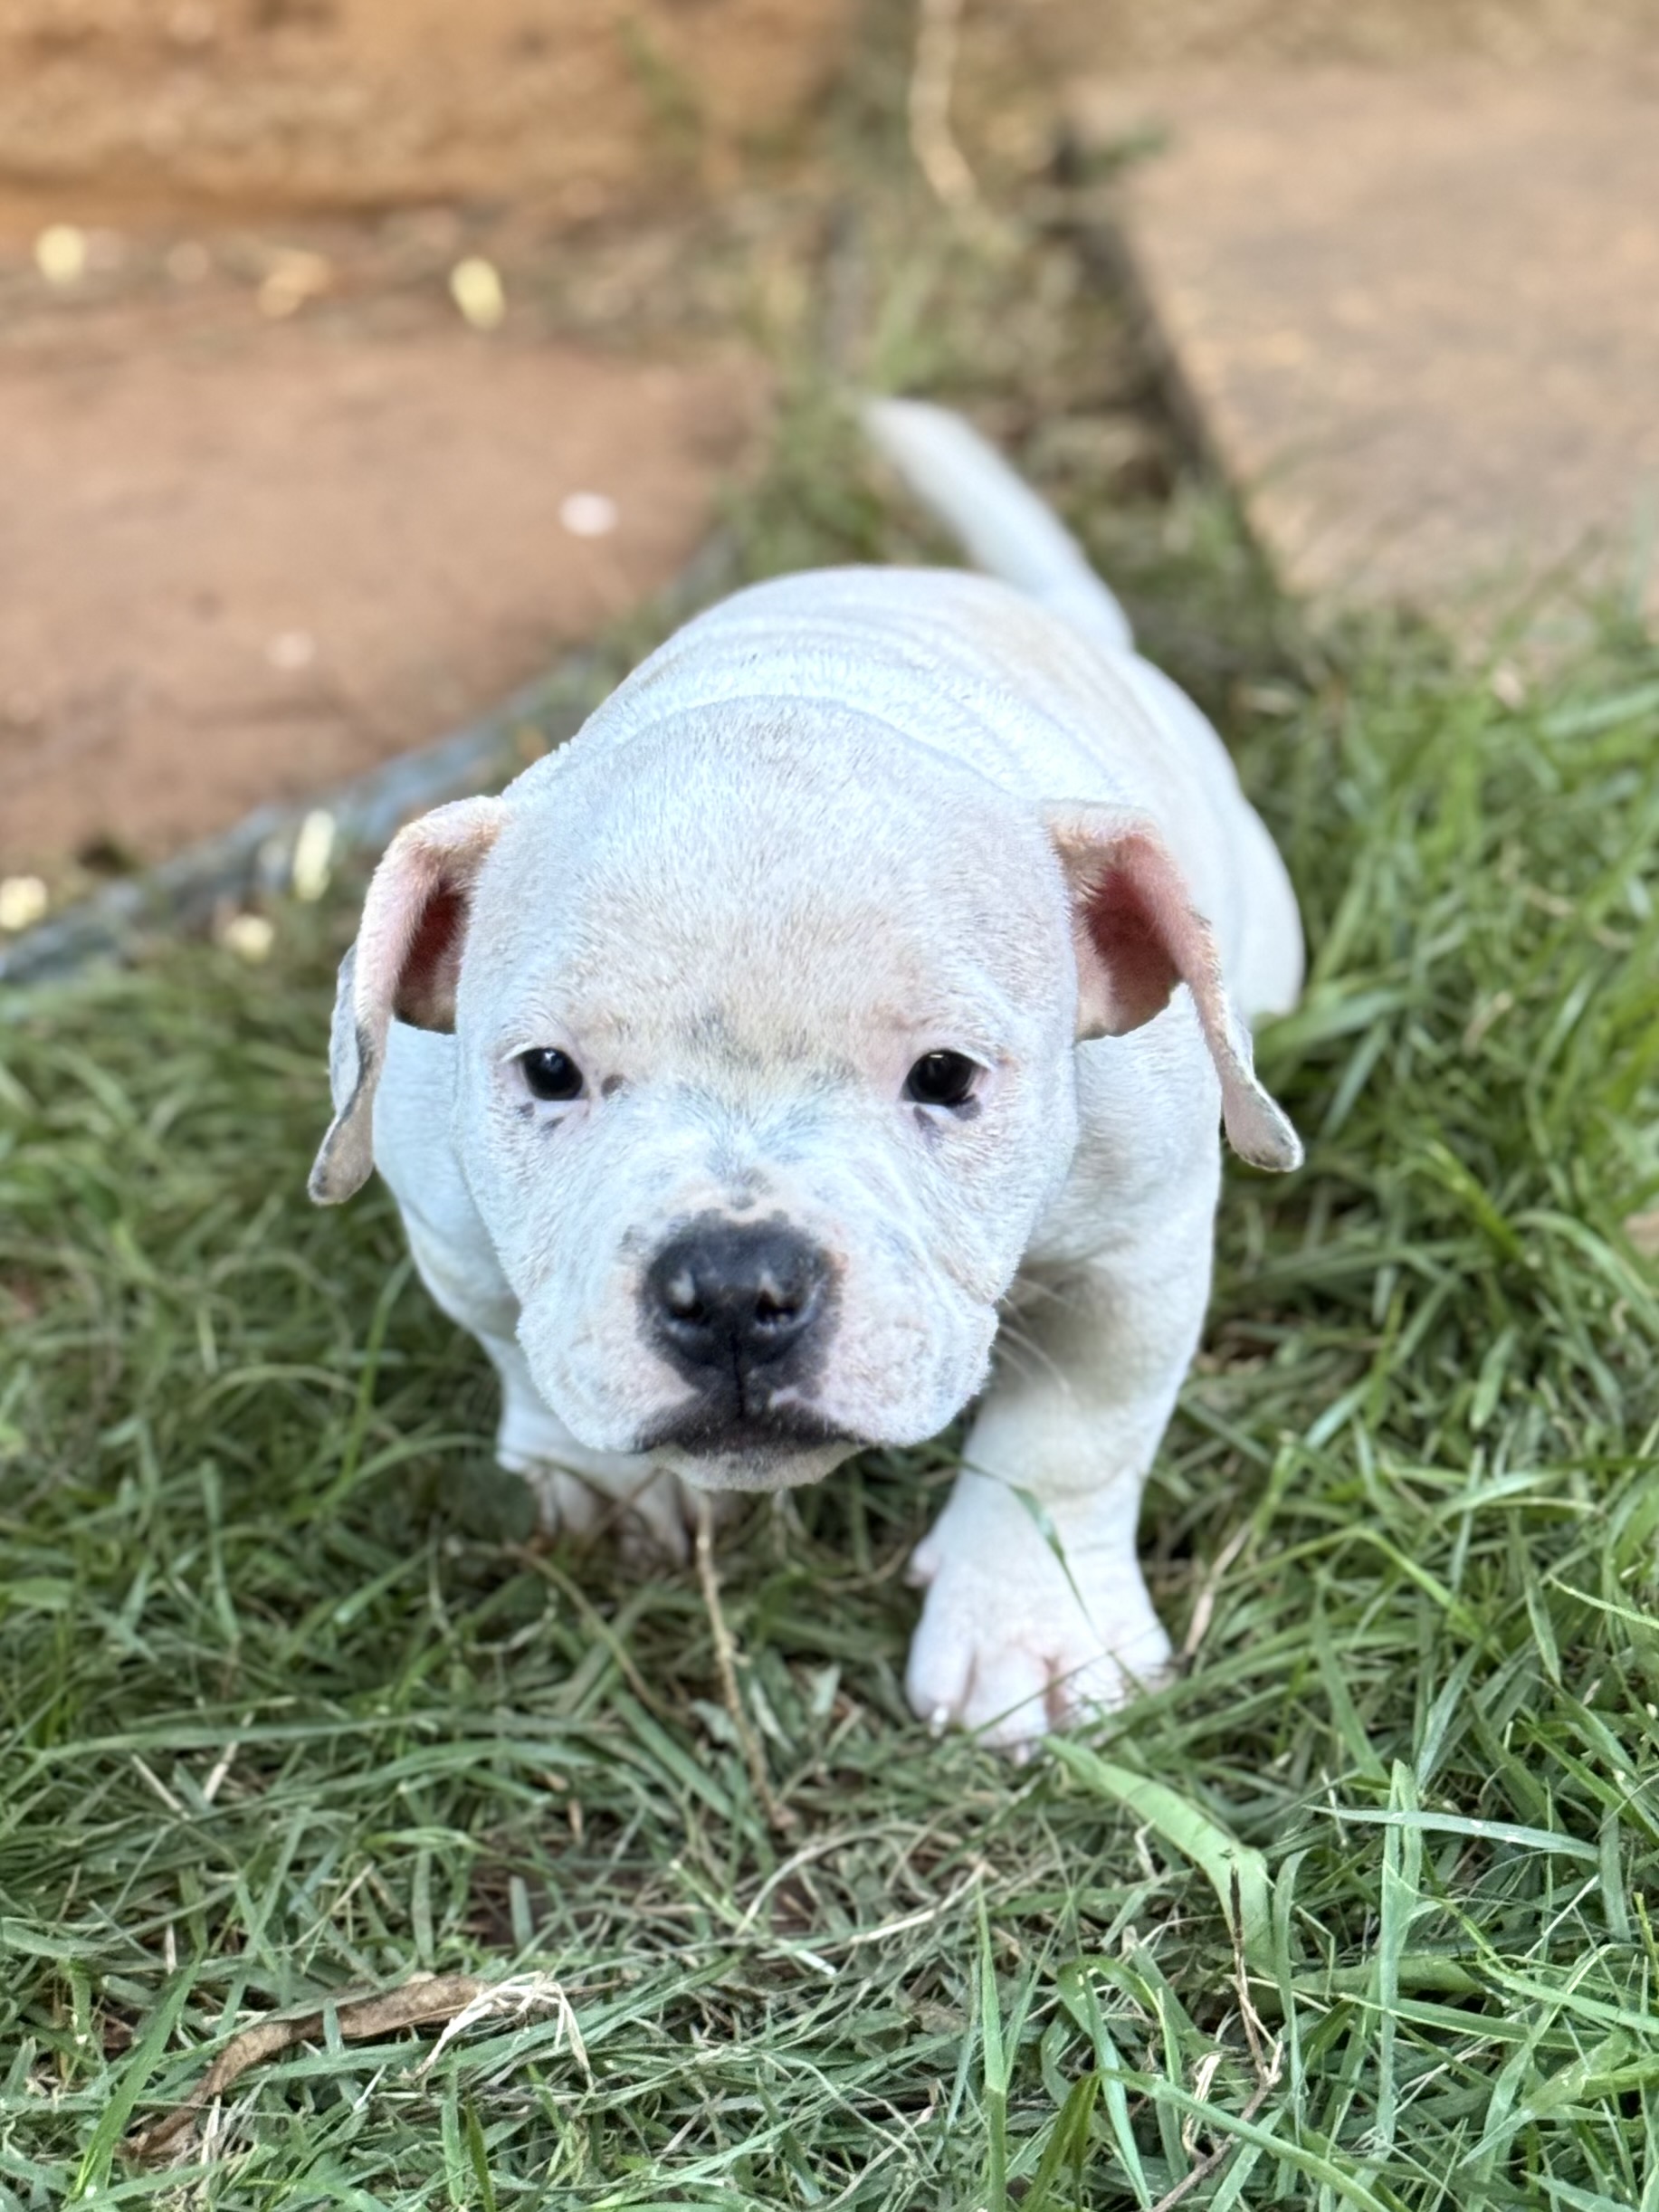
[5,425,1658,2212]
[5,70,1659,2208]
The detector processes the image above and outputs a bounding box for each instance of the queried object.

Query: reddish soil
[0,300,760,872]
[0,0,849,881]
[0,0,854,233]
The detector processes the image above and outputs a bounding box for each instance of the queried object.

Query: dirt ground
[0,210,775,879]
[0,304,758,868]
[0,0,850,882]
[0,0,854,232]
[8,0,1656,886]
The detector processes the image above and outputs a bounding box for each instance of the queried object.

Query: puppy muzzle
[637,1212,865,1473]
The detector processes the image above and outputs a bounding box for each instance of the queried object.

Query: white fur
[313,401,1303,1749]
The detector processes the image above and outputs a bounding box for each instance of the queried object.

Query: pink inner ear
[392,877,468,1029]
[1082,844,1184,1034]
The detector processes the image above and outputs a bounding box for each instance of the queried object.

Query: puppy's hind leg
[904,1168,1220,1751]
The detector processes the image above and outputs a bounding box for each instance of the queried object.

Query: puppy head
[313,705,1297,1488]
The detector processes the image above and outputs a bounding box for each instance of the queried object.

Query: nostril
[752,1268,807,1330]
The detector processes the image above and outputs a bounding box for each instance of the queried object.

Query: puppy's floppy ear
[309,796,507,1205]
[1046,802,1302,1173]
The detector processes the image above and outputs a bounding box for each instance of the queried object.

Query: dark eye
[520,1048,585,1102]
[905,1051,979,1109]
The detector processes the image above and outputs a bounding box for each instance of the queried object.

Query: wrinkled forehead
[465,709,1070,1053]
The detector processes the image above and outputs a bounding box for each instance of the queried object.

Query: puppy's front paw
[501,1451,700,1563]
[904,1472,1171,1750]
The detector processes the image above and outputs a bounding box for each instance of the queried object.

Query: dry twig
[909,0,988,231]
[1180,1519,1254,1662]
[1145,1874,1283,2212]
[127,1972,572,2162]
[695,1493,796,1832]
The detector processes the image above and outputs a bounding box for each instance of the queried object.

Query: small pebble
[559,491,619,539]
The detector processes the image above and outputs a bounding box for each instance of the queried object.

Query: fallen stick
[694,1495,796,1834]
[127,1970,570,2162]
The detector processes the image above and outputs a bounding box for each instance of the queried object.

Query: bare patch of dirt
[0,0,855,232]
[0,3,848,886]
[0,287,762,872]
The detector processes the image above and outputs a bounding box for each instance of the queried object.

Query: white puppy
[311,402,1302,1749]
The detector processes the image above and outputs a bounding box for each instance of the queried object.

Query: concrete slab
[1075,66,1659,625]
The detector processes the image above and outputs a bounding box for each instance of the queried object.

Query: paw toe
[904,1612,974,1731]
[958,1645,1056,1748]
[904,1532,943,1589]
[616,1478,693,1566]
[520,1467,604,1541]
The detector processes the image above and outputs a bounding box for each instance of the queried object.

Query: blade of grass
[1051,1740,1273,1973]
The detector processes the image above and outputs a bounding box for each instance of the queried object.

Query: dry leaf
[0,876,48,931]
[450,257,506,330]
[128,1972,490,2161]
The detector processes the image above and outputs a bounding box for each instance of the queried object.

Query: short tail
[862,397,1134,655]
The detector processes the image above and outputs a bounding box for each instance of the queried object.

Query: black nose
[645,1219,831,1384]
